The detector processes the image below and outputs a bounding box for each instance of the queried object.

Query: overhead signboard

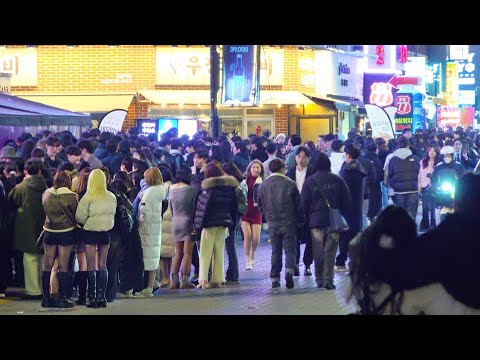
[220,45,260,106]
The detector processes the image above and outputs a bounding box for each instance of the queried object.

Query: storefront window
[247,120,272,137]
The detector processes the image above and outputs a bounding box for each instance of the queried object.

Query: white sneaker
[135,288,154,297]
[117,290,134,298]
[335,265,348,272]
[0,293,5,298]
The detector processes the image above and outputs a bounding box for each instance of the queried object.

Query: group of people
[0,122,479,314]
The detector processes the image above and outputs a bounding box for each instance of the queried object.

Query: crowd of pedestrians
[0,123,479,314]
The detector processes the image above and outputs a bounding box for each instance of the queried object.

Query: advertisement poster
[394,93,413,133]
[137,119,158,139]
[365,104,395,140]
[221,45,260,106]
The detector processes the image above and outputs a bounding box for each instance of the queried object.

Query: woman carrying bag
[41,170,79,308]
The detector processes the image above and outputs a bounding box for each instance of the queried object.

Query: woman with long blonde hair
[239,160,265,270]
[75,169,117,308]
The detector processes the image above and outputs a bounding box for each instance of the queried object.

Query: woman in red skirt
[240,160,265,270]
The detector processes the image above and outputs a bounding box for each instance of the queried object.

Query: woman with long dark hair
[239,160,265,270]
[418,144,440,231]
[346,205,480,314]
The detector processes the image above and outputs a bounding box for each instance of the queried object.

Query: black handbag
[315,180,350,233]
[115,191,134,232]
[190,228,201,242]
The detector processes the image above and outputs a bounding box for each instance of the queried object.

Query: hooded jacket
[194,175,239,231]
[387,148,420,194]
[9,175,47,253]
[42,187,79,232]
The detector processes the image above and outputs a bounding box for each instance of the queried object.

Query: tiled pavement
[0,229,357,315]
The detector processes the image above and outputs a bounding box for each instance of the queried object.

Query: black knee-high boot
[65,270,74,300]
[41,271,57,308]
[86,271,97,308]
[96,270,108,308]
[57,272,75,308]
[75,271,87,305]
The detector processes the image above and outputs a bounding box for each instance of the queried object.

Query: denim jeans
[381,183,389,209]
[225,215,240,282]
[393,192,419,221]
[269,224,297,281]
[421,187,436,229]
[311,228,339,286]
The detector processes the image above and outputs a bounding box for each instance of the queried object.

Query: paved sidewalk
[0,230,357,315]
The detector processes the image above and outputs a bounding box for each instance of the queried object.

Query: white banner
[0,47,38,86]
[365,104,395,140]
[155,47,284,86]
[99,110,128,134]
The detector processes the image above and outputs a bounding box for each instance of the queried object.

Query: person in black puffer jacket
[193,161,238,289]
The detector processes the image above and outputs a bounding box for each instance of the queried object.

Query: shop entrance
[290,115,337,143]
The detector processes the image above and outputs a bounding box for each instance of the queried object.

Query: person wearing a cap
[0,146,18,161]
[275,133,286,145]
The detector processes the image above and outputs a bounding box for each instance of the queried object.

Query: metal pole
[210,45,220,139]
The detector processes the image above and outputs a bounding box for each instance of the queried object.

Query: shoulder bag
[54,190,82,242]
[314,179,350,233]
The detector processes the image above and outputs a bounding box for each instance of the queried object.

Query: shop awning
[15,93,135,113]
[138,90,316,106]
[0,93,91,126]
[305,94,367,114]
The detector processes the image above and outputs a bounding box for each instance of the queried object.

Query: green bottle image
[232,54,245,101]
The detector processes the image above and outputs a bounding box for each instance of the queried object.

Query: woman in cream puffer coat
[137,168,166,297]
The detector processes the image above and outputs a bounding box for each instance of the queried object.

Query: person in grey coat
[257,158,304,289]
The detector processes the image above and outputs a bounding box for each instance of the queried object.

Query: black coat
[340,160,366,234]
[365,152,384,218]
[250,147,268,163]
[285,165,316,190]
[233,152,250,174]
[301,171,351,229]
[194,176,239,231]
[358,155,376,199]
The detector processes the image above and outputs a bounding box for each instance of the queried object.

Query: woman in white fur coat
[137,168,165,297]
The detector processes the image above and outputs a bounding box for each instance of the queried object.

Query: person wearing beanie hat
[0,146,17,160]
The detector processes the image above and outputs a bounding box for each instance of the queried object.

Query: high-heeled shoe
[196,280,208,289]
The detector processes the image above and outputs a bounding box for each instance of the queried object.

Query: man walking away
[257,159,304,289]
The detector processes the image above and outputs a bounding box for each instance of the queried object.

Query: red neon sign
[370,82,393,107]
[376,45,385,65]
[395,95,412,115]
[397,45,408,63]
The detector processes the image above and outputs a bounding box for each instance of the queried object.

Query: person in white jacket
[137,167,166,297]
[75,169,117,308]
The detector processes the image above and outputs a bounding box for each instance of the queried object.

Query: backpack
[115,191,134,232]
